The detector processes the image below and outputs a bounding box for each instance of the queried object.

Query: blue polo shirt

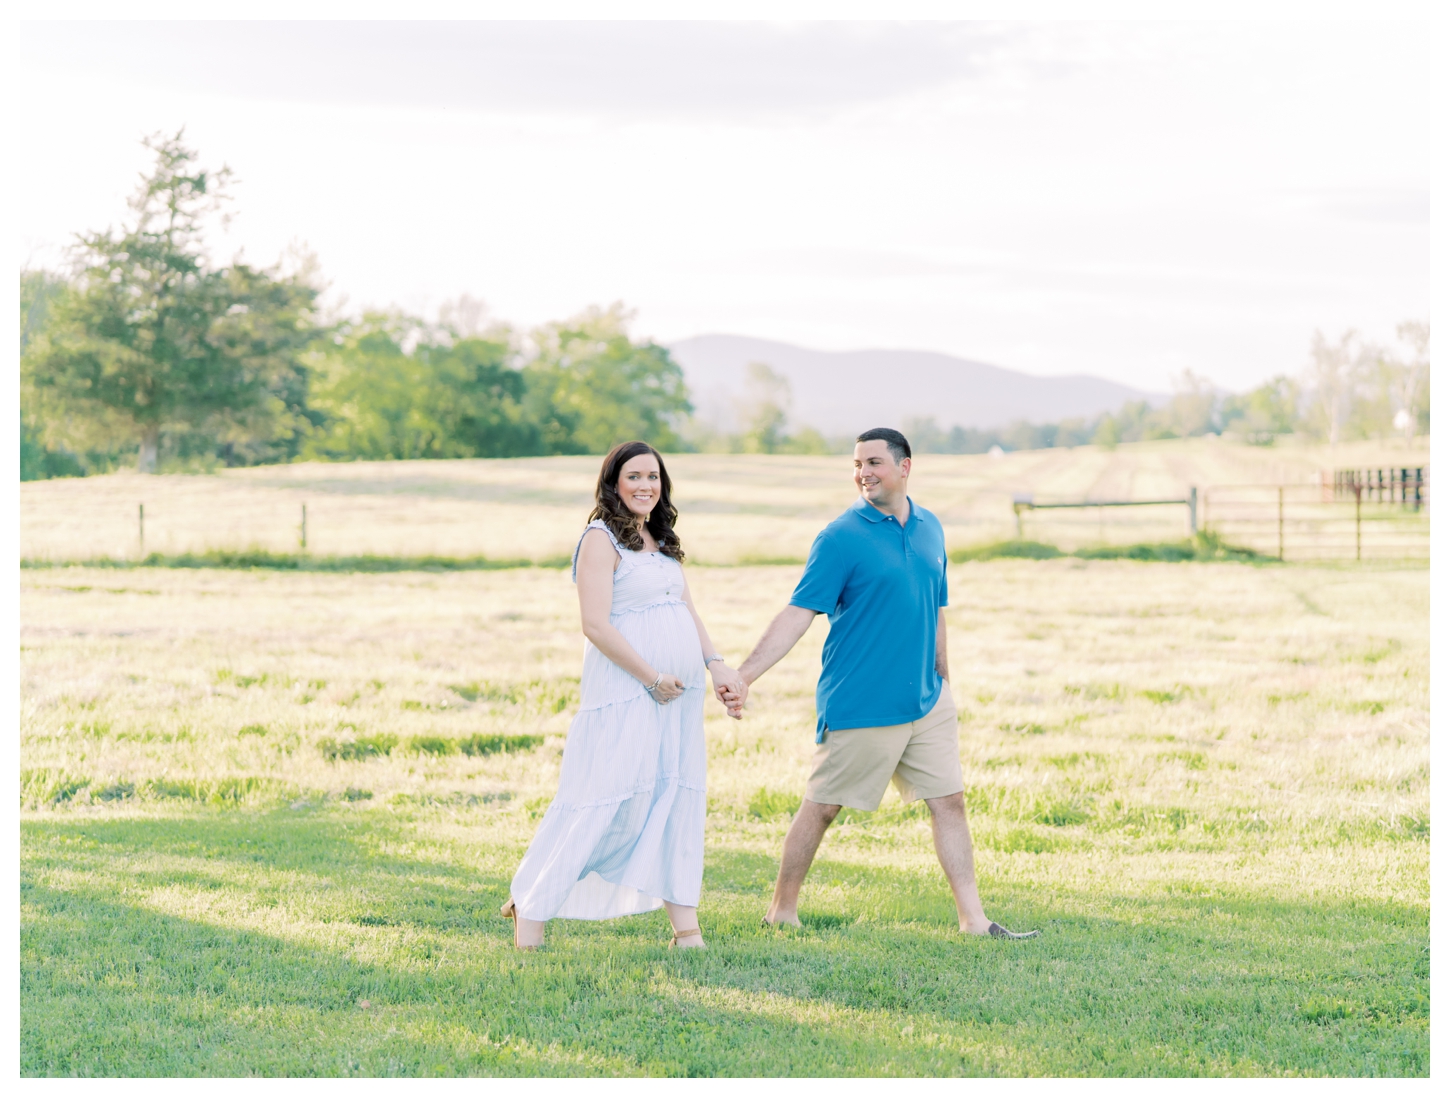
[790,497,949,742]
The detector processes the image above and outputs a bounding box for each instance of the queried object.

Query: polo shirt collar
[852,496,916,524]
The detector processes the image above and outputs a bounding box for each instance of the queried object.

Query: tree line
[19,133,1429,479]
[907,326,1429,457]
[20,133,695,479]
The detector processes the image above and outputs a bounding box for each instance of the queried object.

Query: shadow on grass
[22,813,1429,1077]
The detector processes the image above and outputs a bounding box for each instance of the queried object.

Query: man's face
[852,440,910,507]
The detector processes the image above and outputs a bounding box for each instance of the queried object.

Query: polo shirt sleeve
[926,511,949,608]
[939,516,950,607]
[790,531,848,615]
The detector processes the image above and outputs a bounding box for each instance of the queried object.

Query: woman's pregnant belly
[580,601,703,707]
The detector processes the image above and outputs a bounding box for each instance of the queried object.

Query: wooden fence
[1203,483,1430,562]
[1329,466,1427,508]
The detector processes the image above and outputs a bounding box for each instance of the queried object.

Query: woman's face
[617,452,662,521]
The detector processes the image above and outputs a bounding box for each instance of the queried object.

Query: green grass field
[20,527,1428,1075]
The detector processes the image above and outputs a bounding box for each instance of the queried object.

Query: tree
[1382,319,1430,445]
[523,304,692,454]
[20,269,103,479]
[1304,329,1360,445]
[1165,370,1217,437]
[420,336,536,457]
[303,313,536,461]
[1093,414,1120,450]
[302,314,440,460]
[21,131,321,472]
[737,362,791,453]
[1220,375,1299,443]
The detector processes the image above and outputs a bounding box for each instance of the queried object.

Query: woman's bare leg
[514,914,545,948]
[663,901,705,948]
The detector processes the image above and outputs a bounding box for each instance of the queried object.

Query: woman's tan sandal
[669,927,703,948]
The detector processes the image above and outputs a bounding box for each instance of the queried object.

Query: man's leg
[924,792,992,934]
[764,799,841,925]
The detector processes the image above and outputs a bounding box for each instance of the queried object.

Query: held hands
[643,665,747,720]
[710,664,748,720]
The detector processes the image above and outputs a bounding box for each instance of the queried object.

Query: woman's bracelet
[645,672,663,695]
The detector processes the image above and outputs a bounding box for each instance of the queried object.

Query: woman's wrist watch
[704,654,725,669]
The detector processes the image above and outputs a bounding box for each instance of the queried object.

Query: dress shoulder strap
[571,519,627,583]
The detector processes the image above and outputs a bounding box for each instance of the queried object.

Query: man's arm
[936,607,950,683]
[738,604,819,686]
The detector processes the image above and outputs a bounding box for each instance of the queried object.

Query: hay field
[20,436,1429,563]
[20,536,1429,1074]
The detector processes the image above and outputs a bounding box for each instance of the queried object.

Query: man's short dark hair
[855,427,911,463]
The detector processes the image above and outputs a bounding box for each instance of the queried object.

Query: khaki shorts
[804,688,964,811]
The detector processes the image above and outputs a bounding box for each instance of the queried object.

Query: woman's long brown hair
[589,441,684,562]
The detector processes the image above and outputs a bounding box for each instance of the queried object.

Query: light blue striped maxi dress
[508,520,708,921]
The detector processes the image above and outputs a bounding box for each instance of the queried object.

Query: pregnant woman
[502,441,745,950]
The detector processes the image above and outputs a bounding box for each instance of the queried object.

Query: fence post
[1355,484,1362,561]
[1188,486,1198,536]
[1011,494,1032,540]
[300,503,308,550]
[138,502,145,557]
[1277,487,1284,562]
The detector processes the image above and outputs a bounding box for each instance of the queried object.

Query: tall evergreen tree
[21,131,321,472]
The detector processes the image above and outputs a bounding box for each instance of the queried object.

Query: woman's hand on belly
[648,674,686,703]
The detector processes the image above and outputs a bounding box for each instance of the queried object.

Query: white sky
[15,19,1432,392]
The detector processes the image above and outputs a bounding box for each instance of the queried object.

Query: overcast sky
[16,20,1431,392]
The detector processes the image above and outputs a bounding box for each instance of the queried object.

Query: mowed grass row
[20,436,1427,564]
[20,559,1428,1076]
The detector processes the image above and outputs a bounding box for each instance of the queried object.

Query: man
[726,428,1039,939]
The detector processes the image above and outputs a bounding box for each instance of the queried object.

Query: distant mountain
[668,334,1167,437]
